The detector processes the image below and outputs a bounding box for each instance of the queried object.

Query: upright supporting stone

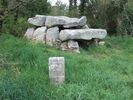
[32,27,47,43]
[46,27,59,46]
[24,28,35,39]
[49,57,65,85]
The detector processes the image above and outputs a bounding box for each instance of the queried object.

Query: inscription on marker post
[49,57,65,84]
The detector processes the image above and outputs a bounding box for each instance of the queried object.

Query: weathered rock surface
[68,40,80,53]
[59,29,107,41]
[60,40,80,53]
[60,42,68,51]
[32,27,47,42]
[45,16,66,27]
[63,16,87,28]
[46,27,60,46]
[28,15,46,26]
[24,28,35,39]
[49,57,65,85]
[45,16,87,28]
[99,41,105,46]
[82,24,89,29]
[79,16,87,27]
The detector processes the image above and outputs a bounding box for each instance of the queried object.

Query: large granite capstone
[28,15,87,28]
[28,15,46,26]
[59,29,107,41]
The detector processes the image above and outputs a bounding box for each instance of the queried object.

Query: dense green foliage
[0,0,50,36]
[0,0,133,36]
[0,34,133,100]
[69,0,133,36]
[49,1,68,16]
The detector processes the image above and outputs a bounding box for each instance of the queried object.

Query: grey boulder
[99,41,105,46]
[28,15,46,26]
[46,27,60,46]
[59,29,107,41]
[78,16,87,27]
[60,40,80,53]
[82,24,89,29]
[68,40,80,53]
[63,16,87,28]
[45,16,87,28]
[60,42,68,51]
[32,27,47,43]
[24,28,35,39]
[45,16,66,27]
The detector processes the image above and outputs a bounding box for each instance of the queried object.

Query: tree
[79,0,86,15]
[106,0,128,35]
[50,0,68,16]
[0,0,8,31]
[69,0,79,17]
[77,0,131,36]
[0,0,51,35]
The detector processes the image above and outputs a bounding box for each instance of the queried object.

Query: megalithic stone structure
[25,15,107,53]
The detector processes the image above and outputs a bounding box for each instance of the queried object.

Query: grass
[0,34,133,100]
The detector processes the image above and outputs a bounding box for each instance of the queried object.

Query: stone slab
[59,29,107,41]
[49,57,65,85]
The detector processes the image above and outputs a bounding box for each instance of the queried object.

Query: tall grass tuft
[0,34,133,100]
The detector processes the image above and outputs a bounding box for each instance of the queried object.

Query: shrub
[118,7,133,36]
[2,16,30,37]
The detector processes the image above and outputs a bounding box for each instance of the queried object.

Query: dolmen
[25,15,107,53]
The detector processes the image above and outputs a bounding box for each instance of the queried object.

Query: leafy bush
[2,16,30,37]
[118,8,133,36]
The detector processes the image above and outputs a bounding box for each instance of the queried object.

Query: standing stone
[46,27,59,46]
[49,57,65,85]
[32,27,47,43]
[24,28,35,39]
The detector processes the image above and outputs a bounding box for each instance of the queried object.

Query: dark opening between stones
[74,39,94,49]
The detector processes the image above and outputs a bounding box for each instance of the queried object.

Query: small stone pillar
[49,57,65,85]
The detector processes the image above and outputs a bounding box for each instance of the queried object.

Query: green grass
[0,34,133,100]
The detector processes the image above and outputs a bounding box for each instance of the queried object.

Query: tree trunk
[80,0,86,15]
